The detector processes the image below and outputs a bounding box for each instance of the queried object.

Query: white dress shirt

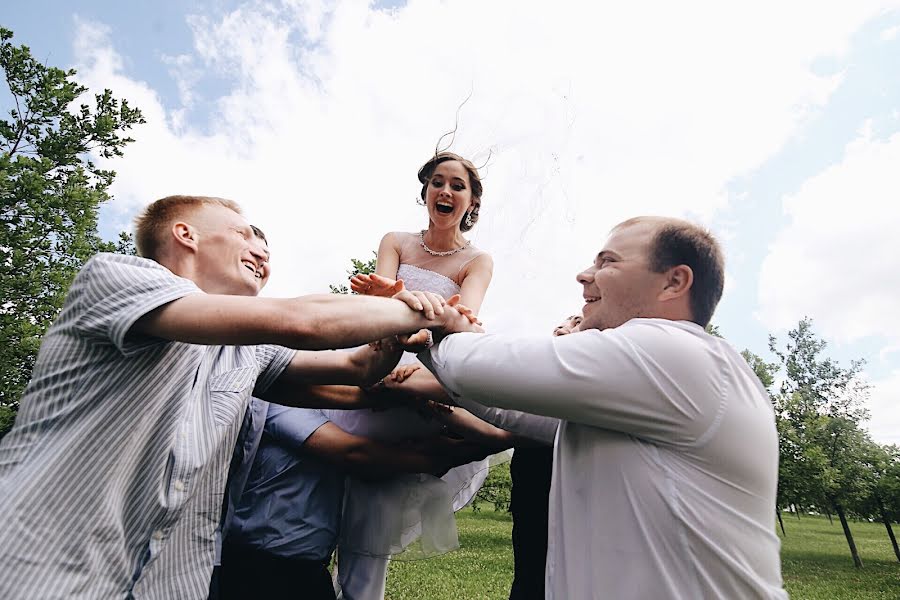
[421,318,786,599]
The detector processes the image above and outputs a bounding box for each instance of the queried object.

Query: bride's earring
[464,212,474,227]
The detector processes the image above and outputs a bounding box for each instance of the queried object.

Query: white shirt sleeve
[420,319,726,447]
[452,397,559,446]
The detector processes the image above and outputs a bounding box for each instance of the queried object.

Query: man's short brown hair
[133,195,242,260]
[618,217,725,327]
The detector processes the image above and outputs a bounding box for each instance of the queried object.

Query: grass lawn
[386,510,900,599]
[779,513,900,599]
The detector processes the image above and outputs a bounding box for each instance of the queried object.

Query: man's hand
[389,363,421,383]
[351,273,402,297]
[553,313,583,337]
[396,329,434,353]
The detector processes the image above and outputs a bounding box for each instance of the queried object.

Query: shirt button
[174,479,185,492]
[152,530,164,541]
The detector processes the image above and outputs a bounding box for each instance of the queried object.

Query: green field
[386,510,900,599]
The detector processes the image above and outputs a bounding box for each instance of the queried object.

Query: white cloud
[757,126,900,345]
[72,0,900,334]
[881,24,900,40]
[865,370,900,445]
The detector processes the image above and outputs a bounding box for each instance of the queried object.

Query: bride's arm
[374,231,401,278]
[458,252,493,313]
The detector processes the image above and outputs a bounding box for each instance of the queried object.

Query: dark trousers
[508,446,554,600]
[216,540,335,600]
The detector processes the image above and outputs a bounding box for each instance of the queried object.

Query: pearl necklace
[419,230,471,257]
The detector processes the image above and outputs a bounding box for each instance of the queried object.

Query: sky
[4,0,900,444]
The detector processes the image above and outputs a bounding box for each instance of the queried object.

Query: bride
[326,151,496,599]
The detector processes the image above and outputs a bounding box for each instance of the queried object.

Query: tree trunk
[879,502,900,563]
[777,510,786,537]
[834,501,863,569]
[794,505,801,520]
[826,509,833,525]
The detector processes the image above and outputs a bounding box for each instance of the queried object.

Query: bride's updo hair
[417,151,483,232]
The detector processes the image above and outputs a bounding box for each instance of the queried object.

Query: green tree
[741,349,778,391]
[769,317,870,568]
[329,253,377,294]
[0,27,144,414]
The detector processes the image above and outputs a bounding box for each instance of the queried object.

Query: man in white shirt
[419,216,787,599]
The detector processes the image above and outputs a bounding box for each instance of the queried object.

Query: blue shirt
[227,402,345,561]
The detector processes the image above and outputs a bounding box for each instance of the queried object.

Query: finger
[424,292,445,315]
[396,290,424,312]
[412,292,435,319]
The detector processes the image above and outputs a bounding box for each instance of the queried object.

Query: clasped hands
[353,273,482,352]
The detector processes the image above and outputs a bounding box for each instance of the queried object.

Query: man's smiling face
[192,204,270,296]
[576,221,668,331]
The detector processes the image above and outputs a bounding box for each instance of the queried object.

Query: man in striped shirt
[0,195,478,599]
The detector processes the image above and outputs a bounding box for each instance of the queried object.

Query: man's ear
[171,221,198,253]
[659,264,693,302]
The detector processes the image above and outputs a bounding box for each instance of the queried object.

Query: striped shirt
[0,253,295,599]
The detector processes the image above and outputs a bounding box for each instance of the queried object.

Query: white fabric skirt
[323,354,498,559]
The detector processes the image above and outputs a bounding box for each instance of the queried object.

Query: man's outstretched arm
[418,323,721,445]
[132,289,477,350]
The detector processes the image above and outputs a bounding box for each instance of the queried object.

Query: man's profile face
[192,204,271,296]
[576,221,666,332]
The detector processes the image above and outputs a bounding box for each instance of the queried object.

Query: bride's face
[425,160,473,229]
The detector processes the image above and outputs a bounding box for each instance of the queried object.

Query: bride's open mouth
[435,201,454,214]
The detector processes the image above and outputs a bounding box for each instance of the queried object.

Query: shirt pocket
[208,366,257,427]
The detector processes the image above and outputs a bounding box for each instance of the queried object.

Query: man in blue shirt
[217,395,491,600]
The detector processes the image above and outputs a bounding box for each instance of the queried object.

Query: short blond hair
[134,195,242,260]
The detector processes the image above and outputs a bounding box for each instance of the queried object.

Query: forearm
[332,438,436,480]
[418,335,565,411]
[280,295,439,349]
[264,384,382,410]
[136,293,437,350]
[451,398,558,446]
[438,406,520,448]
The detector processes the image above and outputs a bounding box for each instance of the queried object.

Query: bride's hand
[446,295,482,326]
[350,273,403,297]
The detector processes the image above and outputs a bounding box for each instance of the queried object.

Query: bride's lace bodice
[396,264,460,300]
[392,231,485,296]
